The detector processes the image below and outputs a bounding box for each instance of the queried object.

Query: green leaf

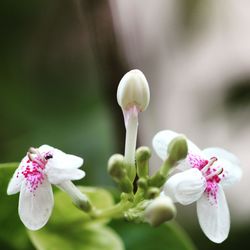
[28,186,124,250]
[28,224,124,250]
[51,186,114,225]
[0,162,34,249]
[111,220,196,250]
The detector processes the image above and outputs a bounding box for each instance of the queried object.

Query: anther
[206,167,223,180]
[201,157,218,174]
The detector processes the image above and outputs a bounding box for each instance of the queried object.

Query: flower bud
[136,146,151,178]
[145,195,176,227]
[146,187,160,199]
[117,69,150,112]
[168,136,188,162]
[137,178,148,190]
[107,154,133,193]
[107,154,126,180]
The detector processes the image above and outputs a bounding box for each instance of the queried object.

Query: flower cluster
[6,69,242,245]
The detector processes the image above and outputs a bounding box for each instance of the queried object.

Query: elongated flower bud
[145,195,176,227]
[107,154,126,180]
[168,136,188,162]
[117,69,150,112]
[107,154,133,193]
[136,146,151,178]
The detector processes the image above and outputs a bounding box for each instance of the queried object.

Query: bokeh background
[0,0,249,249]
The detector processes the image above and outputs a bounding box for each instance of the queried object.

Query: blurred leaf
[111,220,196,250]
[28,224,124,250]
[28,186,123,249]
[0,162,34,250]
[51,186,114,225]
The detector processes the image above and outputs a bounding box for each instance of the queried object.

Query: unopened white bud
[117,69,150,112]
[145,195,176,227]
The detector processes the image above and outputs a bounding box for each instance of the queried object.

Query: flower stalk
[58,181,91,212]
[124,106,139,181]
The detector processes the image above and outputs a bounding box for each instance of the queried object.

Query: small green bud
[137,178,148,190]
[136,146,151,178]
[107,154,126,180]
[167,136,188,162]
[145,196,176,227]
[146,187,160,199]
[108,154,133,193]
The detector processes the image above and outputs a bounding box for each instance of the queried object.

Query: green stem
[93,200,133,220]
[133,187,145,204]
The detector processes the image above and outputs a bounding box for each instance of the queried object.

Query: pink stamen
[20,148,53,193]
[188,153,224,204]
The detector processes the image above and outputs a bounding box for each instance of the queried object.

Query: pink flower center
[18,149,53,193]
[188,153,224,204]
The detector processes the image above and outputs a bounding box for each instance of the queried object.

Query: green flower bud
[107,154,126,180]
[146,187,160,199]
[136,146,151,178]
[168,136,188,162]
[145,196,176,227]
[107,154,133,193]
[117,69,150,112]
[137,178,148,190]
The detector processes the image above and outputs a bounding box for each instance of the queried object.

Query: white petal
[46,148,84,170]
[197,185,230,243]
[38,144,54,154]
[47,168,85,185]
[7,156,28,195]
[163,168,206,205]
[18,179,54,230]
[153,130,203,171]
[203,147,240,166]
[203,148,242,187]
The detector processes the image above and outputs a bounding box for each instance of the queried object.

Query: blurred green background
[0,0,249,249]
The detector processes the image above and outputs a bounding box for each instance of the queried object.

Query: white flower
[153,130,242,243]
[7,145,85,230]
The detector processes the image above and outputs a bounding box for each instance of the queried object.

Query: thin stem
[93,203,124,219]
[124,106,139,181]
[57,181,91,211]
[134,187,145,204]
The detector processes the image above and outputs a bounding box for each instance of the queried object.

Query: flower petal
[153,130,203,171]
[203,147,242,187]
[7,156,28,195]
[38,144,54,154]
[18,178,54,230]
[203,147,240,166]
[197,185,230,243]
[47,168,85,185]
[163,168,206,205]
[44,147,84,170]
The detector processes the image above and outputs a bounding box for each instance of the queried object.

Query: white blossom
[153,130,242,243]
[7,145,85,230]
